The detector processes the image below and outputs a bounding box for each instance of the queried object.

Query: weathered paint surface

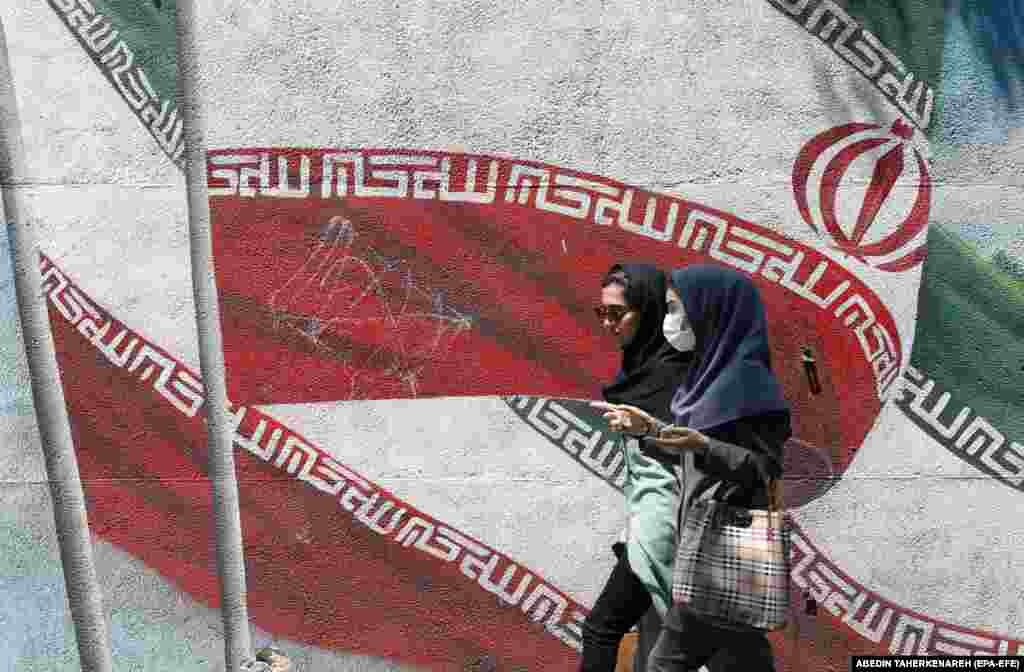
[1,0,1022,669]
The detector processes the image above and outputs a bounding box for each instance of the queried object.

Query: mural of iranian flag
[23,0,1024,670]
[187,0,944,665]
[197,0,929,451]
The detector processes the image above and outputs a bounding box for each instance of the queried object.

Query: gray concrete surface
[1,0,1022,670]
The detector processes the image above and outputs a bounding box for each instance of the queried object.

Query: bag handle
[751,453,784,515]
[768,478,784,513]
[745,426,785,515]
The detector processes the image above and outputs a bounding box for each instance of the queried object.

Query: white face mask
[663,302,696,352]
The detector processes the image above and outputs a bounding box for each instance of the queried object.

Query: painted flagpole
[0,16,115,672]
[173,3,256,669]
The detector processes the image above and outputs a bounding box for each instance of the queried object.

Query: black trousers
[579,550,652,672]
[647,604,776,671]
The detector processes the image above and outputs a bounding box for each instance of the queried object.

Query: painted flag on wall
[38,0,1024,669]
[170,1,936,470]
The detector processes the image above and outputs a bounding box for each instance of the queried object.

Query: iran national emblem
[792,119,931,272]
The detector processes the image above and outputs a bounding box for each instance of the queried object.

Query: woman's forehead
[600,284,628,304]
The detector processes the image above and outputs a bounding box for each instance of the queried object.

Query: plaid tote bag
[671,480,790,631]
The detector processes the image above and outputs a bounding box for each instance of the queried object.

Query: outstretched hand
[589,401,657,435]
[590,402,709,454]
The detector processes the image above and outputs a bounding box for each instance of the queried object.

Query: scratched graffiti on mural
[40,255,587,654]
[265,215,474,398]
[209,149,907,401]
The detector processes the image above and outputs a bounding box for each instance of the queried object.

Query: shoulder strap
[768,478,785,513]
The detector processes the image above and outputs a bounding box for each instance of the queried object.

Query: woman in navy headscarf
[594,264,791,671]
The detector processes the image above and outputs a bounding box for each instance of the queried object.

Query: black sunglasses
[594,305,632,323]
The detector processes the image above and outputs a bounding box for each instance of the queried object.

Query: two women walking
[579,264,692,671]
[586,263,791,672]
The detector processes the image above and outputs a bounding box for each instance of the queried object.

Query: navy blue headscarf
[668,264,789,431]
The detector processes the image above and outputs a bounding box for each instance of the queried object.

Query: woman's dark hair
[601,266,631,303]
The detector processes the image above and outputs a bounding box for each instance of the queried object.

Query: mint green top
[620,434,680,617]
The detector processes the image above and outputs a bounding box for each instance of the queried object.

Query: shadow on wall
[24,0,1024,670]
[940,0,1024,144]
[818,0,946,133]
[843,0,1024,141]
[953,0,1024,112]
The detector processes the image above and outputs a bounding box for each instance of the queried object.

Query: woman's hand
[589,402,658,436]
[649,425,709,454]
[590,402,709,453]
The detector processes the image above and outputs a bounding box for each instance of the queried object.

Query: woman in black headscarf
[595,264,791,671]
[580,263,693,672]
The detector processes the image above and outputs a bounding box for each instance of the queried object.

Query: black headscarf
[601,264,692,421]
[667,264,789,431]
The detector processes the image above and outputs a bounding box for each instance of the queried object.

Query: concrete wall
[1,0,1022,669]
